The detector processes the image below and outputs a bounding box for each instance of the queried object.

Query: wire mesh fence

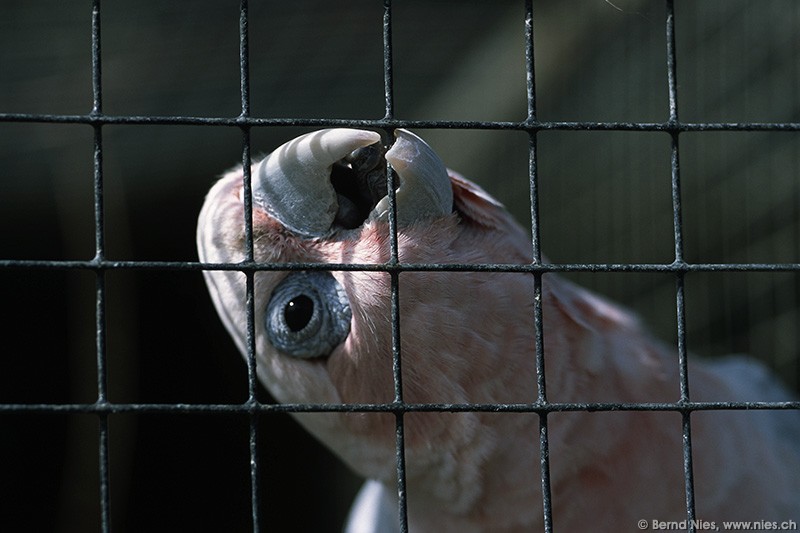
[1,1,799,532]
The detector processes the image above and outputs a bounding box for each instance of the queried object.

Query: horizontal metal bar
[1,400,798,415]
[1,112,799,133]
[2,259,800,274]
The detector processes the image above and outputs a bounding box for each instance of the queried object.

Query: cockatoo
[197,128,800,532]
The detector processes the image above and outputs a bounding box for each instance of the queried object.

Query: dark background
[1,1,799,531]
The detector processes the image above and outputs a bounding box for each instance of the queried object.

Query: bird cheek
[326,335,395,405]
[259,346,341,405]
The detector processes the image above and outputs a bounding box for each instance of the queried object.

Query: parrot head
[197,128,544,486]
[196,128,666,529]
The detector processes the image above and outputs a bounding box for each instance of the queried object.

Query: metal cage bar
[234,1,265,531]
[523,1,555,531]
[665,0,698,527]
[380,2,411,531]
[1,1,800,532]
[89,1,112,531]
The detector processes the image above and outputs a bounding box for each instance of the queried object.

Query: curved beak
[253,128,453,237]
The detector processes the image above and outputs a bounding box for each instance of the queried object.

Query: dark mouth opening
[330,144,389,230]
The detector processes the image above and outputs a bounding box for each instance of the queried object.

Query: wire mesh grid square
[1,1,799,531]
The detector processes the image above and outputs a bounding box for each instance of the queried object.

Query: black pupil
[284,295,314,332]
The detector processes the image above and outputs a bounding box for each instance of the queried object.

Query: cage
[1,1,799,532]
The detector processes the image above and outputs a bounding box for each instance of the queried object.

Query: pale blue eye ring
[265,271,351,359]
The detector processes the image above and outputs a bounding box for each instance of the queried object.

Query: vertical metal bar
[238,1,261,532]
[390,269,409,533]
[95,254,111,533]
[92,0,106,395]
[524,0,536,125]
[239,0,251,120]
[90,1,111,532]
[382,0,395,121]
[533,273,554,533]
[675,274,697,527]
[665,1,697,529]
[666,0,684,264]
[238,0,256,395]
[242,137,261,533]
[524,2,553,531]
[90,0,103,119]
[524,0,542,266]
[382,1,409,531]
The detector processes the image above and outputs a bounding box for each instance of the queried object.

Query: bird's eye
[265,271,351,359]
